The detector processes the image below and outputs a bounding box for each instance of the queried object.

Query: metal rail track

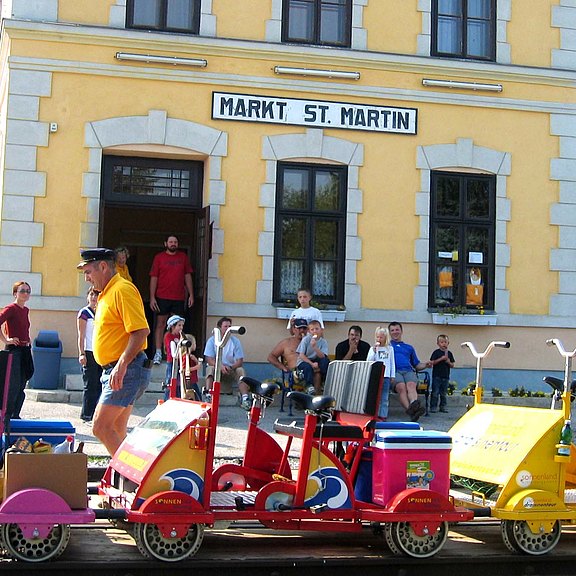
[0,521,575,575]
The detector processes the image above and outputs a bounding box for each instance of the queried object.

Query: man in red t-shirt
[149,234,194,364]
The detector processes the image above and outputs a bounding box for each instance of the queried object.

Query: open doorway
[100,204,210,355]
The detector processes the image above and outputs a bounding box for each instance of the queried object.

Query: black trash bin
[30,330,62,390]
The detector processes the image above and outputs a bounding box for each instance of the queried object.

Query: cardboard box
[4,452,88,509]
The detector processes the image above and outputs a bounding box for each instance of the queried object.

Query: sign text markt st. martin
[212,92,418,135]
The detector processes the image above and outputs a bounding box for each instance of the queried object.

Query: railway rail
[1,520,575,576]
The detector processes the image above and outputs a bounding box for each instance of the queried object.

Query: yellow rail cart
[449,339,576,555]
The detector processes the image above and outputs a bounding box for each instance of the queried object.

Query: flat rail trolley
[449,339,576,555]
[99,325,472,562]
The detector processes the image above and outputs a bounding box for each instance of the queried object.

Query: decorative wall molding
[83,110,228,300]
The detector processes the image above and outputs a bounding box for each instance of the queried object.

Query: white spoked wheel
[501,520,561,555]
[385,521,448,558]
[133,522,204,562]
[0,523,70,562]
[383,523,402,555]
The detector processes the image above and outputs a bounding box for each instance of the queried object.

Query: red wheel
[254,481,296,511]
[212,464,247,491]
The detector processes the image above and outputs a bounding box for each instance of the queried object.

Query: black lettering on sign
[341,107,354,125]
[261,100,275,119]
[219,97,235,116]
[234,99,247,117]
[354,109,366,126]
[396,111,410,131]
[304,104,317,122]
[367,109,380,128]
[248,99,261,118]
[381,110,391,128]
[277,101,287,120]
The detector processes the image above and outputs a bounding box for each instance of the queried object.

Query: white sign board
[212,92,418,135]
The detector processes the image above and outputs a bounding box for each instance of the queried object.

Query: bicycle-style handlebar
[546,338,576,359]
[460,340,511,405]
[461,340,510,359]
[213,325,246,383]
[546,339,576,420]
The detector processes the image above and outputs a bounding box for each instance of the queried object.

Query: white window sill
[275,307,346,322]
[431,313,497,326]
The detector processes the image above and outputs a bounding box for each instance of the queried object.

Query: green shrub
[508,386,533,397]
[461,381,476,396]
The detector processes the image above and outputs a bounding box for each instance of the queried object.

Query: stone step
[28,383,240,407]
[26,388,164,406]
[65,373,165,393]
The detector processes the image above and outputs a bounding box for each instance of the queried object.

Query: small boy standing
[287,288,324,330]
[429,334,455,413]
[297,319,329,395]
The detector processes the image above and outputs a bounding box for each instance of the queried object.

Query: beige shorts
[205,365,246,394]
[205,365,245,379]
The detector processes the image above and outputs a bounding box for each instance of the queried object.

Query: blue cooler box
[6,420,75,449]
[374,421,422,431]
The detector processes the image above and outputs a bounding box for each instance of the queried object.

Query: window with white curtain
[274,163,347,306]
[432,0,496,61]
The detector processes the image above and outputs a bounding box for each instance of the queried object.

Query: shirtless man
[268,318,308,373]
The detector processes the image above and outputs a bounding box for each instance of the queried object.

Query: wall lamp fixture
[274,66,360,80]
[422,78,502,92]
[115,52,208,67]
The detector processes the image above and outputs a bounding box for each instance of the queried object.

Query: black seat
[543,376,576,401]
[277,391,362,439]
[287,391,335,412]
[240,376,280,399]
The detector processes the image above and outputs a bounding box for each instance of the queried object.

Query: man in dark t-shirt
[335,325,370,361]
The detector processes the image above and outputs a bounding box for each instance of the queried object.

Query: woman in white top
[367,326,396,419]
[77,287,102,422]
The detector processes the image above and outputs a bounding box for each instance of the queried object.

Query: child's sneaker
[240,395,252,411]
[306,386,316,396]
[153,350,163,365]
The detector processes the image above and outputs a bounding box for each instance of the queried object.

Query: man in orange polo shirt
[77,248,151,456]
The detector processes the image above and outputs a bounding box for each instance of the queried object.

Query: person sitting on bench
[296,320,329,396]
[268,318,308,377]
[388,321,429,422]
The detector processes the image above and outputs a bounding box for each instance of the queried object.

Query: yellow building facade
[0,0,575,384]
